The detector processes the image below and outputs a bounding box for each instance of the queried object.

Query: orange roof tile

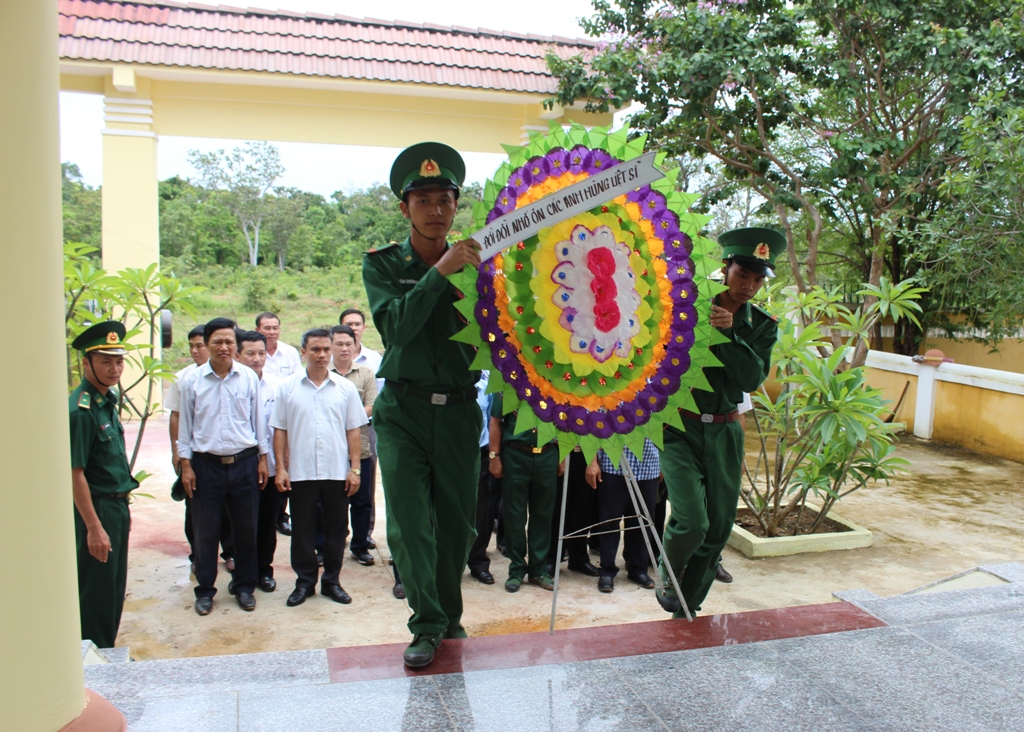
[58,0,596,95]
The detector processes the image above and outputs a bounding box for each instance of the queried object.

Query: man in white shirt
[167,324,233,572]
[178,318,270,616]
[236,330,282,593]
[257,311,301,379]
[271,328,367,608]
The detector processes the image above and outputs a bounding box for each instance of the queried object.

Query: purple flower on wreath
[491,339,520,376]
[493,185,519,216]
[552,405,574,432]
[626,185,653,204]
[663,231,692,258]
[608,405,635,434]
[545,148,570,178]
[522,156,552,186]
[585,149,616,174]
[666,329,697,361]
[649,368,680,396]
[632,389,663,423]
[588,411,615,439]
[566,405,592,436]
[650,208,680,237]
[567,145,590,175]
[506,167,531,198]
[532,395,557,422]
[667,262,692,284]
[475,299,499,329]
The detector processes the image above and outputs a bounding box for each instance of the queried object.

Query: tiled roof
[58,0,596,94]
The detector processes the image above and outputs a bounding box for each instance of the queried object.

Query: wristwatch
[489,451,500,459]
[350,467,361,476]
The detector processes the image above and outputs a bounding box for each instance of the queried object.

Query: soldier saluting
[68,321,137,648]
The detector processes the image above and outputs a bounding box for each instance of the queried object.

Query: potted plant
[731,278,925,557]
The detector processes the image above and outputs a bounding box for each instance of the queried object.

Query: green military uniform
[363,142,482,640]
[491,393,558,583]
[660,228,783,616]
[68,322,136,647]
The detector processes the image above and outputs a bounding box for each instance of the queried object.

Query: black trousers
[256,477,282,578]
[549,450,597,566]
[349,457,374,553]
[597,473,659,578]
[191,453,259,598]
[184,495,233,563]
[290,479,350,590]
[467,446,493,573]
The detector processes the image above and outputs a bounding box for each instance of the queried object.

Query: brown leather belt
[505,441,558,455]
[682,409,740,424]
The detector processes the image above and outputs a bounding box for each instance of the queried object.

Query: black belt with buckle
[681,410,740,424]
[385,380,476,406]
[194,446,259,464]
[94,491,132,499]
[506,441,558,455]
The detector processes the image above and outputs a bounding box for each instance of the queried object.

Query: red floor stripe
[326,601,886,683]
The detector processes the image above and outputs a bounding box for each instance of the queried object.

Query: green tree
[61,162,102,248]
[915,94,1024,346]
[159,176,241,266]
[547,0,1024,356]
[188,142,285,266]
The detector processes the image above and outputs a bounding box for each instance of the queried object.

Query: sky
[59,0,613,198]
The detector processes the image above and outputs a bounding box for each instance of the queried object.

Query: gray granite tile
[983,563,1024,583]
[852,583,1024,626]
[909,609,1024,694]
[99,647,131,664]
[607,643,872,732]
[833,589,881,604]
[84,648,329,700]
[238,676,451,732]
[109,691,238,732]
[434,659,666,732]
[769,626,1024,731]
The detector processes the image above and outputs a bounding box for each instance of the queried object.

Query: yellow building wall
[924,336,1024,375]
[932,381,1024,463]
[864,368,918,433]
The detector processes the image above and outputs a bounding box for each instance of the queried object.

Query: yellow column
[101,72,159,272]
[0,2,87,730]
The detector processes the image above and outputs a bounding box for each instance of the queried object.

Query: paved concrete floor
[117,416,1024,660]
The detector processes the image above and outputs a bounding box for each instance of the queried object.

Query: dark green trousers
[501,445,558,580]
[75,495,130,648]
[374,388,482,635]
[661,421,743,615]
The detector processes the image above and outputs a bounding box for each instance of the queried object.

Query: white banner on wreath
[470,151,665,262]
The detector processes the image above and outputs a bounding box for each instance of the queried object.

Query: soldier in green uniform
[68,321,137,648]
[487,393,559,593]
[657,227,785,618]
[362,142,483,668]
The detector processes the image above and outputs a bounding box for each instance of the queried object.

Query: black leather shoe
[366,537,377,550]
[568,561,600,577]
[259,576,277,593]
[471,569,495,585]
[194,597,213,615]
[236,591,256,611]
[598,576,614,593]
[287,586,315,607]
[716,563,733,584]
[627,572,656,589]
[392,582,406,600]
[403,633,442,668]
[323,584,352,604]
[351,550,375,566]
[277,520,292,536]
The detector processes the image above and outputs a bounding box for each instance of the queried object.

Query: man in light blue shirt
[178,318,270,616]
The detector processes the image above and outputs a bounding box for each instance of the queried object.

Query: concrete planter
[727,506,873,558]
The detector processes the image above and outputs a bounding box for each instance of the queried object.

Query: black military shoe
[236,591,256,611]
[627,572,655,589]
[715,563,733,584]
[403,633,443,668]
[470,569,495,585]
[568,561,600,577]
[598,576,614,593]
[259,576,277,593]
[322,584,352,604]
[287,586,315,607]
[194,597,213,615]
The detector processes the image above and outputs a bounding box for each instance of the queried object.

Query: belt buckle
[700,413,714,424]
[221,455,236,464]
[430,393,448,406]
[532,447,542,454]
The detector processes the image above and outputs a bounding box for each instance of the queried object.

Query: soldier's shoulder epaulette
[751,303,779,323]
[365,242,400,256]
[77,391,91,410]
